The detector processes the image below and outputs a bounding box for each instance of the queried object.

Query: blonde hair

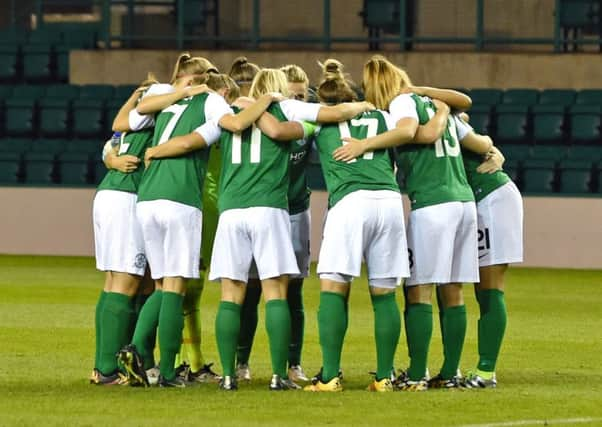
[170,52,218,85]
[229,56,260,84]
[280,64,309,85]
[248,68,290,99]
[205,73,240,104]
[362,55,412,110]
[316,59,357,105]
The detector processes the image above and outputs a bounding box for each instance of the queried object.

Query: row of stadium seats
[0,26,100,83]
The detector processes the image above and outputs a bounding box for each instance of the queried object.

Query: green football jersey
[288,129,313,215]
[137,93,211,209]
[462,148,511,202]
[97,129,154,194]
[315,110,399,209]
[217,104,291,213]
[395,95,474,210]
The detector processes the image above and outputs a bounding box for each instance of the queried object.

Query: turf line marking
[459,417,602,427]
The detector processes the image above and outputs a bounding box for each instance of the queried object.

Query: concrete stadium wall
[70,49,602,90]
[1,187,600,270]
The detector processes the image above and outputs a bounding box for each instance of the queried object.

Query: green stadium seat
[57,152,91,185]
[0,138,32,154]
[575,89,602,105]
[532,105,566,144]
[0,45,19,82]
[569,105,600,144]
[466,104,492,135]
[469,89,503,107]
[495,105,530,143]
[55,45,69,83]
[566,145,602,162]
[502,159,520,184]
[530,145,568,162]
[0,28,28,47]
[501,89,539,106]
[105,98,124,128]
[45,84,80,100]
[79,85,115,101]
[93,155,108,185]
[5,98,36,137]
[114,85,138,102]
[558,160,593,194]
[22,44,53,82]
[538,89,576,107]
[500,144,531,162]
[72,99,105,138]
[0,85,13,99]
[66,139,101,155]
[11,85,46,99]
[31,138,66,155]
[23,152,56,184]
[0,152,21,184]
[27,28,63,45]
[39,98,70,137]
[58,24,98,49]
[521,159,556,193]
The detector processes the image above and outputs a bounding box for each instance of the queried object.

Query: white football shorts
[406,201,479,286]
[93,190,147,276]
[136,199,202,280]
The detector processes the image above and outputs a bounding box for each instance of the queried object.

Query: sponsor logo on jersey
[134,253,147,269]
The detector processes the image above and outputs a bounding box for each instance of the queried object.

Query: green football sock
[405,303,433,381]
[476,289,507,373]
[98,292,134,376]
[94,290,107,370]
[439,305,467,379]
[318,291,347,382]
[132,290,162,370]
[216,301,241,377]
[158,291,184,381]
[287,279,305,367]
[371,293,401,381]
[265,299,291,378]
[182,274,205,371]
[236,285,261,365]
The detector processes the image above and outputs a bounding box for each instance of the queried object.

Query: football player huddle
[90,53,523,392]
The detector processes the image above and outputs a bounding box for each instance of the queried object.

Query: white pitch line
[459,417,602,427]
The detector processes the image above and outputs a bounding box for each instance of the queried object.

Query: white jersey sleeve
[204,92,234,124]
[193,121,222,146]
[453,115,473,141]
[389,94,419,124]
[129,83,175,131]
[379,109,398,131]
[279,99,321,122]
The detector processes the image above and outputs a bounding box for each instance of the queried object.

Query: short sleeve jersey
[455,116,511,202]
[315,110,400,209]
[287,125,315,215]
[137,92,220,209]
[97,129,154,194]
[217,103,292,213]
[392,93,474,210]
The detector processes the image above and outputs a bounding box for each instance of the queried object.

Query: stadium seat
[500,144,531,162]
[39,98,70,137]
[532,105,566,144]
[22,44,53,82]
[55,45,69,83]
[114,85,138,102]
[11,85,46,100]
[558,160,593,194]
[0,85,13,99]
[57,152,91,185]
[501,89,539,106]
[494,105,530,144]
[72,99,105,138]
[27,28,63,45]
[66,139,101,155]
[5,98,36,137]
[31,138,67,155]
[105,99,124,127]
[503,159,521,184]
[0,152,21,183]
[0,27,28,47]
[93,155,108,185]
[78,85,115,101]
[538,89,576,107]
[0,45,19,82]
[23,152,56,184]
[566,145,602,162]
[530,145,569,162]
[466,104,492,135]
[575,89,602,105]
[569,105,601,144]
[469,89,503,106]
[0,138,32,154]
[521,159,557,193]
[45,84,80,100]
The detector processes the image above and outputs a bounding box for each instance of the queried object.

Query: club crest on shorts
[134,253,147,269]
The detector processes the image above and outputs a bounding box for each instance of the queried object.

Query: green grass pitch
[1,255,601,426]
